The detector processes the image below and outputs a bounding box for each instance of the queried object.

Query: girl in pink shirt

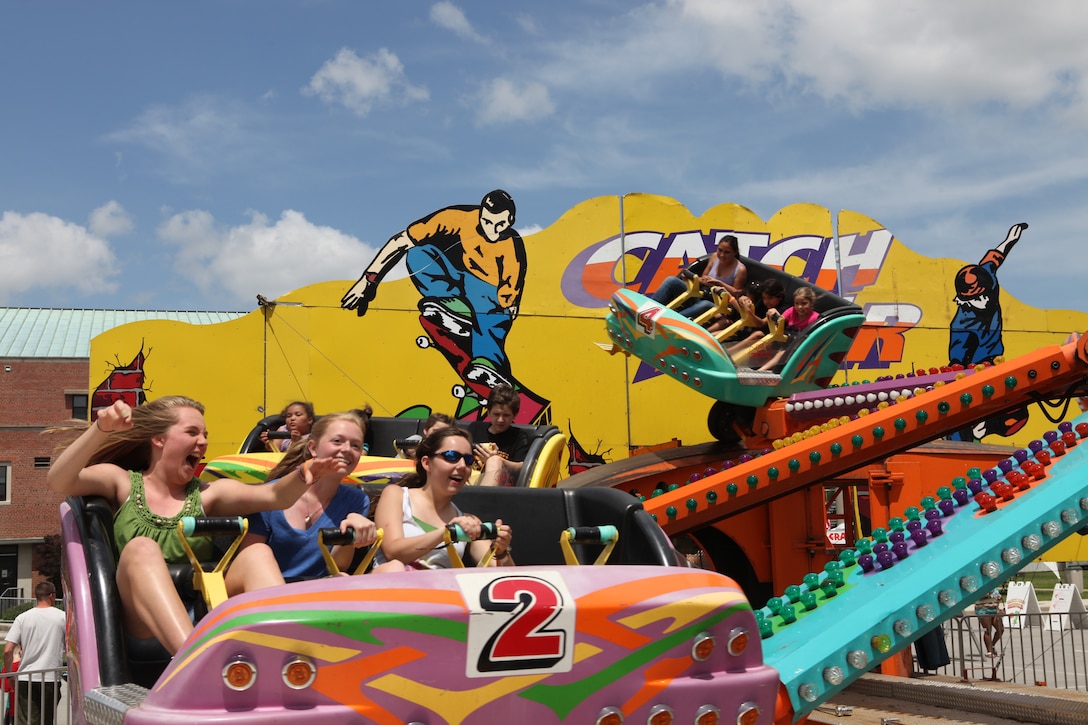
[781,287,818,332]
[760,287,819,371]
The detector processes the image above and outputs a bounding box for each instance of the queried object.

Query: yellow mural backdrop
[92,194,1088,551]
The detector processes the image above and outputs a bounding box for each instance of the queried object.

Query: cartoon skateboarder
[341,190,549,424]
[949,222,1027,366]
[949,222,1029,439]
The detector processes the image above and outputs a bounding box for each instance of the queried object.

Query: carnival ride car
[62,485,785,725]
[61,398,1088,724]
[603,256,865,442]
[200,412,566,489]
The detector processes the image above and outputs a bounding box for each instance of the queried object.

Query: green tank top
[112,471,214,564]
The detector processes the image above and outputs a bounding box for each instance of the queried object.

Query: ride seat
[71,495,218,689]
[453,486,677,567]
[511,424,562,487]
[366,417,428,458]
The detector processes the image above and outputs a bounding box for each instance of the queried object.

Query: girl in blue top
[229,412,378,582]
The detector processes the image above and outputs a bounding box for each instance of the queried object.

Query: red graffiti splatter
[92,345,150,415]
[567,423,609,476]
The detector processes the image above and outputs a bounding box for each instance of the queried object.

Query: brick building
[0,308,243,598]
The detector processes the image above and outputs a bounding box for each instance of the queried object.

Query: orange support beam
[644,334,1088,536]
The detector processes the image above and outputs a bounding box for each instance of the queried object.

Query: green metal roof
[0,308,247,358]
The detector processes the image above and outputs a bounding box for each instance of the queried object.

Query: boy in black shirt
[470,384,529,486]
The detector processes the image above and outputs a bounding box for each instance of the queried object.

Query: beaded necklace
[129,471,201,527]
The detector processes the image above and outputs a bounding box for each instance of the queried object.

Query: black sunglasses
[434,450,475,466]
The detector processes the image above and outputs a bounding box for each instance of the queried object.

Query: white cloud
[158,209,375,305]
[0,211,118,303]
[779,1,1088,114]
[304,48,429,117]
[157,209,219,263]
[728,111,1088,222]
[501,1,788,110]
[105,95,260,183]
[476,78,555,125]
[481,113,662,190]
[430,2,488,44]
[535,0,1088,122]
[515,13,541,36]
[107,96,240,153]
[88,201,134,238]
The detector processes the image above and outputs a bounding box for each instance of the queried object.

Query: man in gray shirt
[4,582,65,725]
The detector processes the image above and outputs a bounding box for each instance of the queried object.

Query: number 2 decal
[477,576,565,671]
[457,571,576,677]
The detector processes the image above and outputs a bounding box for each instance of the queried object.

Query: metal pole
[619,194,633,452]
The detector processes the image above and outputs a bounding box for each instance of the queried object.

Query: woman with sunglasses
[373,427,514,570]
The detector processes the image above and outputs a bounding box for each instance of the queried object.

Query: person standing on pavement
[3,582,65,725]
[976,587,1005,657]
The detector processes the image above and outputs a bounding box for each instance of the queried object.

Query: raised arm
[46,400,132,505]
[201,456,342,517]
[993,222,1028,258]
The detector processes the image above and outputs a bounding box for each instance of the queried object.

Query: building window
[0,464,9,504]
[70,393,89,421]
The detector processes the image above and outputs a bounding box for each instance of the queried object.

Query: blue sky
[3,1,1087,312]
